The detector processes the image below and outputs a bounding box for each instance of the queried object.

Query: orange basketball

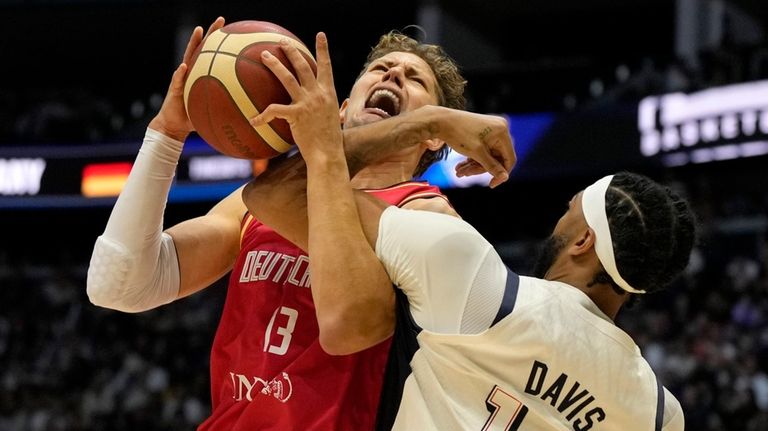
[184,21,316,159]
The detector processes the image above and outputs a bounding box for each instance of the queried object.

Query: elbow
[86,234,178,313]
[86,281,139,313]
[317,310,394,356]
[86,260,117,310]
[318,335,357,356]
[318,322,362,356]
[86,281,124,312]
[86,269,146,314]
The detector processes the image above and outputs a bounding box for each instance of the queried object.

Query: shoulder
[378,207,512,334]
[368,181,453,212]
[401,194,457,217]
[514,276,559,306]
[208,185,248,222]
[378,206,484,253]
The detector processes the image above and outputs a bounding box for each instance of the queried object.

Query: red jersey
[200,181,448,431]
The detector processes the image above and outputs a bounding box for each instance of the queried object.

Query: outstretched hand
[148,17,225,142]
[250,32,342,163]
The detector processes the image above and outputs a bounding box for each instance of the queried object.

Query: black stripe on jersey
[655,377,665,431]
[375,288,422,431]
[492,268,521,326]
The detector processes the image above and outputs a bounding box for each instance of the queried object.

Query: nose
[381,65,405,87]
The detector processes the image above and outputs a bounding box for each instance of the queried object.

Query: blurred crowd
[0,256,225,430]
[2,41,765,147]
[0,89,164,147]
[0,58,724,147]
[619,230,768,430]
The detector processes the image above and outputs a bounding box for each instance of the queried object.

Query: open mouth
[364,89,401,117]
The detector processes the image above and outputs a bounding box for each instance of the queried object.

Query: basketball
[184,21,316,159]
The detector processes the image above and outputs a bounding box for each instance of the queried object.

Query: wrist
[148,116,190,143]
[304,151,349,182]
[419,105,449,137]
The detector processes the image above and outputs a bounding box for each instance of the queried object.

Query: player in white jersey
[241,32,695,430]
[374,200,691,430]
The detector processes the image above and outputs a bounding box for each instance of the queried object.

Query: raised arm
[241,34,390,353]
[343,104,514,185]
[243,34,515,353]
[87,18,244,313]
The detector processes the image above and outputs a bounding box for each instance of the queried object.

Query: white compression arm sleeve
[87,128,183,313]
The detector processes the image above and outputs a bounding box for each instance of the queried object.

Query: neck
[349,144,422,189]
[350,160,414,189]
[581,284,625,320]
[545,265,625,320]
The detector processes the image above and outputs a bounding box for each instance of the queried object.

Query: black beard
[530,234,567,278]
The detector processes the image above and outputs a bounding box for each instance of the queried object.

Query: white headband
[581,175,646,294]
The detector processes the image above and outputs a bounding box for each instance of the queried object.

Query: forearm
[343,105,442,176]
[86,128,183,312]
[246,105,443,240]
[305,149,394,354]
[102,128,181,245]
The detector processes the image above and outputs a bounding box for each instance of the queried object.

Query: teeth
[369,107,390,117]
[368,89,400,114]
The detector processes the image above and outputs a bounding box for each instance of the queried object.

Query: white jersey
[375,207,684,431]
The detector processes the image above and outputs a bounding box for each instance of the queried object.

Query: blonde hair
[360,31,467,176]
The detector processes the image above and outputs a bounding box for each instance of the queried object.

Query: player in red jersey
[86,17,511,430]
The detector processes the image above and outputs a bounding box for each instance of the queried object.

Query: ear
[424,138,445,151]
[568,227,596,256]
[339,98,350,125]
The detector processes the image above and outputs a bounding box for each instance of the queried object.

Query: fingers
[455,158,478,173]
[161,63,188,101]
[471,150,509,182]
[315,32,335,88]
[454,163,505,188]
[169,63,189,96]
[455,159,485,178]
[260,32,334,105]
[207,16,225,34]
[261,50,303,99]
[182,26,204,65]
[278,39,317,89]
[250,104,292,127]
[488,178,503,189]
[205,16,225,38]
[472,120,515,188]
[182,17,224,66]
[494,117,516,173]
[454,151,510,189]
